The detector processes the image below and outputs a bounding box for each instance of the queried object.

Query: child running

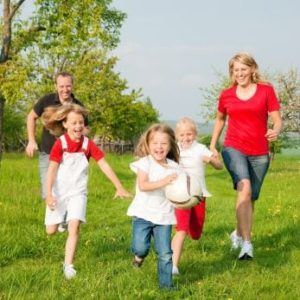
[127,123,180,289]
[42,103,130,280]
[171,117,223,275]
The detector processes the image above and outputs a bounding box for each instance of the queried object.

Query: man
[26,72,88,199]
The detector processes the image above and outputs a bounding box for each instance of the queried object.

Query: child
[42,103,130,280]
[127,123,180,289]
[171,117,223,275]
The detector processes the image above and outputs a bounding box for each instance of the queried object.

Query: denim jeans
[222,147,270,200]
[39,152,49,199]
[132,217,173,289]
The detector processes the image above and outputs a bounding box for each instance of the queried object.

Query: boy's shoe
[172,265,180,275]
[58,222,68,233]
[63,264,77,280]
[238,241,253,260]
[132,256,144,268]
[230,230,243,250]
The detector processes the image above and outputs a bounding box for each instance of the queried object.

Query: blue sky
[21,0,300,121]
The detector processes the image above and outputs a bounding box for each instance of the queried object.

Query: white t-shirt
[178,141,213,197]
[127,155,179,225]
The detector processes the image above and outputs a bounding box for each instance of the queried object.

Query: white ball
[165,173,202,209]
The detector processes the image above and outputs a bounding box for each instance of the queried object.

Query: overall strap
[60,135,68,151]
[81,136,89,153]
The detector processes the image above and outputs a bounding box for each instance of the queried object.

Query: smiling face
[56,75,73,103]
[176,124,197,150]
[148,131,171,164]
[232,61,254,88]
[63,111,85,141]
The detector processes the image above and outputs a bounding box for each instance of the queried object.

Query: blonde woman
[210,53,282,259]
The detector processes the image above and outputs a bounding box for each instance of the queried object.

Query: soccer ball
[165,173,202,209]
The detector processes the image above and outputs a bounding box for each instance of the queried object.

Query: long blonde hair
[42,103,88,137]
[229,52,265,85]
[135,123,180,163]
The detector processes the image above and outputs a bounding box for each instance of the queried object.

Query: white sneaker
[230,230,243,250]
[238,241,253,260]
[63,264,77,279]
[58,222,67,233]
[172,265,179,275]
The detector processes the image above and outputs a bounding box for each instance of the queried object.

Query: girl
[42,103,130,280]
[172,117,222,275]
[127,123,180,289]
[210,52,281,259]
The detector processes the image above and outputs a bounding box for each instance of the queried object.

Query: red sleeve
[88,140,105,161]
[49,139,63,163]
[218,90,226,114]
[267,85,280,112]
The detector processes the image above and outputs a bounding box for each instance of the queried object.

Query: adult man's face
[56,75,73,103]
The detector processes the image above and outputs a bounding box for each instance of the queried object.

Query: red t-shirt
[218,83,280,155]
[50,133,105,163]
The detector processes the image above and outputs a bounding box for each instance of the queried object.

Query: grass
[0,153,299,299]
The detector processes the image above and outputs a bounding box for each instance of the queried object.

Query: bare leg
[235,179,252,241]
[64,219,80,265]
[171,230,187,267]
[46,224,59,235]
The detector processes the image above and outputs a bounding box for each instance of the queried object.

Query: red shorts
[174,199,206,240]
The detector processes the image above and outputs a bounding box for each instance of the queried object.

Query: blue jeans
[222,147,270,200]
[131,217,173,289]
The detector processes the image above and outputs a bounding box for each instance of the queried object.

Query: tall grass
[0,153,299,299]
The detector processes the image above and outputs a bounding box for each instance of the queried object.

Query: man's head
[55,72,73,103]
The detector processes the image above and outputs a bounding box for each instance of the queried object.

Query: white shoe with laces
[58,222,68,233]
[238,241,253,260]
[172,265,180,275]
[63,264,77,279]
[230,230,243,250]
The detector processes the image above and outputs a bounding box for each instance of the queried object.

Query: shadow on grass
[174,223,300,286]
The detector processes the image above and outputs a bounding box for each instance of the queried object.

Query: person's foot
[172,265,180,275]
[238,240,253,260]
[63,263,77,279]
[132,256,144,268]
[230,230,243,250]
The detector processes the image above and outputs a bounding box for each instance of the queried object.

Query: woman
[210,52,282,260]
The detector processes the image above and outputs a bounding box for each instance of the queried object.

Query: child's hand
[114,187,131,199]
[46,195,57,210]
[164,173,178,186]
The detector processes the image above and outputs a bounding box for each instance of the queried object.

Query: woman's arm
[137,169,177,192]
[209,111,226,155]
[265,111,282,142]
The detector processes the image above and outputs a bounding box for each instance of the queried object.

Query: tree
[1,0,159,152]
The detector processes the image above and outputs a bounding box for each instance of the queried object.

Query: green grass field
[0,153,299,299]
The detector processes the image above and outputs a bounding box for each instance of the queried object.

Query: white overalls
[45,135,89,225]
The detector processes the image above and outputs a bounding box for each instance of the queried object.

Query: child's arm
[45,161,59,209]
[203,154,223,170]
[97,158,131,198]
[137,169,177,192]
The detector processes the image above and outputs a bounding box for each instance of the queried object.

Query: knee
[133,244,149,258]
[46,226,57,235]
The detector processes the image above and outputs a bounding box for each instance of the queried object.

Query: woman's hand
[265,129,280,142]
[114,187,131,199]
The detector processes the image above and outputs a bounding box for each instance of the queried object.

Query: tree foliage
[1,0,159,152]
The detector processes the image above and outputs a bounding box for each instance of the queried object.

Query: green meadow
[0,153,299,299]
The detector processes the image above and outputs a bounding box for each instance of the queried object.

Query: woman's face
[232,61,254,87]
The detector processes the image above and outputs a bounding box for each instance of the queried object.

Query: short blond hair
[175,117,198,136]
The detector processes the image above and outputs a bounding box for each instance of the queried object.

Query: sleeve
[33,96,47,117]
[267,85,280,112]
[130,157,149,174]
[88,140,105,161]
[49,139,63,163]
[198,144,213,158]
[217,90,227,114]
